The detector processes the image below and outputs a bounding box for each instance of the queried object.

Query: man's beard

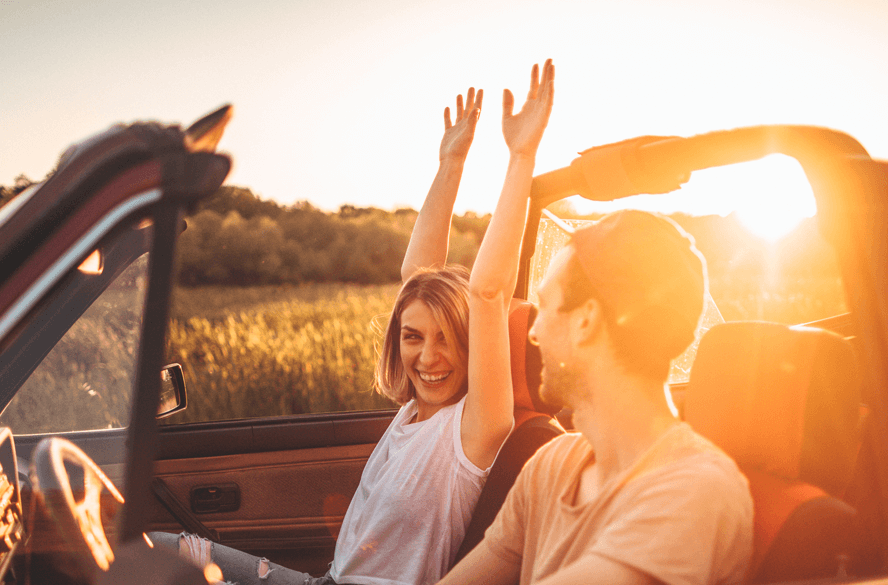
[539,356,584,411]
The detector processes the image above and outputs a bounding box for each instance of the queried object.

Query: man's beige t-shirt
[484,423,753,585]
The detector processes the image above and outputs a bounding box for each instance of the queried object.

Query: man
[439,210,753,585]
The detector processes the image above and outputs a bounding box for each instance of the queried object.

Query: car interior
[0,109,885,584]
[685,321,865,582]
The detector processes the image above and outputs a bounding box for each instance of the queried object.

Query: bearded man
[439,210,753,585]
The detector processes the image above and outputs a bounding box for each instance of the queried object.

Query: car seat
[684,321,865,583]
[452,300,564,565]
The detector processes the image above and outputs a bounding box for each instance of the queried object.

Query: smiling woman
[399,298,469,420]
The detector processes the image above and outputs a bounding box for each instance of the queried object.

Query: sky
[2,0,887,225]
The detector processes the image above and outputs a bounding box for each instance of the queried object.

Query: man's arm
[438,540,520,585]
[440,534,655,585]
[401,87,482,281]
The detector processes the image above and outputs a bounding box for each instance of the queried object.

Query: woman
[153,59,554,585]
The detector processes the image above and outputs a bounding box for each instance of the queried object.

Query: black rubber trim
[156,410,397,461]
[13,428,127,467]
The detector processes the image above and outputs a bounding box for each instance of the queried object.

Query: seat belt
[150,477,220,542]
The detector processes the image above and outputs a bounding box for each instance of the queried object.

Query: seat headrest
[685,322,861,496]
[509,300,560,427]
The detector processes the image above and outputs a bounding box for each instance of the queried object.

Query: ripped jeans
[148,531,338,585]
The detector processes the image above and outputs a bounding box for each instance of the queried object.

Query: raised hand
[502,59,554,158]
[439,87,483,162]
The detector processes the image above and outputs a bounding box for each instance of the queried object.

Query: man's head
[530,210,706,408]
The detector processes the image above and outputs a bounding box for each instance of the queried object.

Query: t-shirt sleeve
[591,455,753,585]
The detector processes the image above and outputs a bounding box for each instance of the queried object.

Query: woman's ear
[572,297,606,347]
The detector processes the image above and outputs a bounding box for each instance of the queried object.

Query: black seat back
[685,322,864,582]
[452,300,563,565]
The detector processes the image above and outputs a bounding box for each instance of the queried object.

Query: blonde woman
[152,60,554,585]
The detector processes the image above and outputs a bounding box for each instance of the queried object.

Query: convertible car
[0,106,884,584]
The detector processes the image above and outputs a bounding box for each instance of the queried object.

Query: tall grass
[0,260,148,435]
[165,273,849,425]
[165,284,400,423]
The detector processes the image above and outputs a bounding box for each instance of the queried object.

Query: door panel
[146,410,396,576]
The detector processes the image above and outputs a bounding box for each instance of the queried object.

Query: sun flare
[677,154,817,241]
[731,155,817,241]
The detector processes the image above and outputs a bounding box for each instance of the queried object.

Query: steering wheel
[32,437,124,579]
[32,437,219,584]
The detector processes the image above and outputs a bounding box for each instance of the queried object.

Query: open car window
[163,282,398,424]
[0,223,153,434]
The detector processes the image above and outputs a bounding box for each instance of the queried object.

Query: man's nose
[528,323,539,346]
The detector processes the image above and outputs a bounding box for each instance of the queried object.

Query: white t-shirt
[330,396,489,585]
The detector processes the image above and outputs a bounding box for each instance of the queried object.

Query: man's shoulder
[535,431,590,460]
[520,432,591,482]
[645,424,753,510]
[667,424,747,483]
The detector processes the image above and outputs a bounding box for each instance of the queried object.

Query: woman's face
[399,299,467,420]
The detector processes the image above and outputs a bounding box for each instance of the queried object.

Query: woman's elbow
[468,279,508,305]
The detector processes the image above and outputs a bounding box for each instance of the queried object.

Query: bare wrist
[438,155,467,169]
[508,152,536,165]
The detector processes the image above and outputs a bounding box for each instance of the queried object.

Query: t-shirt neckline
[561,422,689,512]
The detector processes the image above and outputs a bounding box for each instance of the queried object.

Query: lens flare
[730,155,817,241]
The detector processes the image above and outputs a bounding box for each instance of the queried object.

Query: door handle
[190,483,240,514]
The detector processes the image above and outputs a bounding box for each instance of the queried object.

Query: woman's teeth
[418,371,450,383]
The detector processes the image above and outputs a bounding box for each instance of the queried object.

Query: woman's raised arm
[401,88,483,281]
[462,60,555,469]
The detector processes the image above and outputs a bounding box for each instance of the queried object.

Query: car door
[147,409,395,576]
[0,112,232,572]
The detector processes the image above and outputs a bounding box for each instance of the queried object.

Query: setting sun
[731,155,817,241]
[550,153,818,239]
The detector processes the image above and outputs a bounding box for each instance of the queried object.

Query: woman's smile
[399,300,468,420]
[417,371,451,383]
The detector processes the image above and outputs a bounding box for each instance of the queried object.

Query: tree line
[174,186,489,286]
[1,176,839,289]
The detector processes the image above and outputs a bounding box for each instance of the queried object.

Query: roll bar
[515,125,874,298]
[530,125,871,207]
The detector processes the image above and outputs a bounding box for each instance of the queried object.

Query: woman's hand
[439,87,483,162]
[502,59,554,158]
[402,88,482,281]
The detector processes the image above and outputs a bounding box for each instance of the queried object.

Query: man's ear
[571,297,606,346]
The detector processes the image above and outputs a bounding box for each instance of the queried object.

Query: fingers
[525,59,555,108]
[447,88,482,127]
[460,87,481,122]
[527,63,540,100]
[540,59,555,106]
[540,59,553,93]
[502,88,514,119]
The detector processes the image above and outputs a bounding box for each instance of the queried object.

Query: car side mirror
[157,364,187,419]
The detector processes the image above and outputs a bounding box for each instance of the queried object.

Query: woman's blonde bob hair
[375,265,470,405]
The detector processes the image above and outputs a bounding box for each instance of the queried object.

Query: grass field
[165,275,848,424]
[165,283,401,423]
